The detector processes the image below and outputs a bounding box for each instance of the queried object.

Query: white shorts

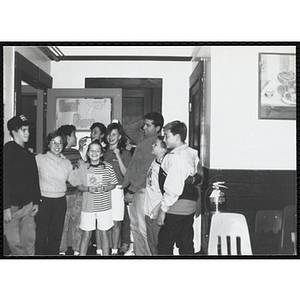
[80,210,113,231]
[111,185,125,221]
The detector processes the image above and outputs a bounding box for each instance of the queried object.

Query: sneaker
[74,251,79,256]
[118,243,130,255]
[59,252,66,255]
[124,243,135,256]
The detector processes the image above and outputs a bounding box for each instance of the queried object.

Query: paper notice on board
[56,98,111,130]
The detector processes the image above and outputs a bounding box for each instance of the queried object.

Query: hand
[76,159,85,168]
[156,209,166,227]
[29,204,39,217]
[78,137,88,150]
[150,202,161,219]
[124,192,134,204]
[88,186,96,193]
[4,208,12,224]
[113,148,120,157]
[125,143,133,151]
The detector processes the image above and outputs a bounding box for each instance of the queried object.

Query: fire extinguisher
[205,181,228,214]
[201,182,228,249]
[201,182,228,253]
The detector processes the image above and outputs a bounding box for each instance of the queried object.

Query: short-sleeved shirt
[76,161,118,213]
[103,148,131,185]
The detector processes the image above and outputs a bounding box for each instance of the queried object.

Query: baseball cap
[7,114,30,132]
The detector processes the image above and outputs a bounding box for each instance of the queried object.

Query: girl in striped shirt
[76,141,118,256]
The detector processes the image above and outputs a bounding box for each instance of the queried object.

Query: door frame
[189,60,204,156]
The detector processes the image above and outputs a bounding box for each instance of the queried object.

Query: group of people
[4,111,203,256]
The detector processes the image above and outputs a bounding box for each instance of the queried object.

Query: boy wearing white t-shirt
[144,136,168,255]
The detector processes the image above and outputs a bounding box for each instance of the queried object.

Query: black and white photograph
[2,43,297,258]
[0,3,299,299]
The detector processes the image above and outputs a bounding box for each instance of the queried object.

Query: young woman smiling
[35,131,77,255]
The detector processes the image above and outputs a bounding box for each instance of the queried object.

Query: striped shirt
[76,161,118,213]
[91,163,118,212]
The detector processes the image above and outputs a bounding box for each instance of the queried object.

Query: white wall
[51,60,192,127]
[3,46,51,144]
[210,46,296,170]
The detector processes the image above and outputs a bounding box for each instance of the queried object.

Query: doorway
[85,78,162,145]
[189,60,205,253]
[15,52,53,153]
[21,82,38,152]
[189,61,204,156]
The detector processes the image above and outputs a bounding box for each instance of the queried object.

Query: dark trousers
[157,212,195,255]
[35,196,67,255]
[121,204,131,245]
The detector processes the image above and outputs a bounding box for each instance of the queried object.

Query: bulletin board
[56,97,111,130]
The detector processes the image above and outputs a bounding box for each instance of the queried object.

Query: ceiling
[38,45,200,62]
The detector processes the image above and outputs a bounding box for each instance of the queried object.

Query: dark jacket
[4,141,41,209]
[158,167,201,201]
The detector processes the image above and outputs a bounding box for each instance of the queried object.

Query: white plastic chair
[208,213,252,255]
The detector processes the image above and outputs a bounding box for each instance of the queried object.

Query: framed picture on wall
[258,53,296,120]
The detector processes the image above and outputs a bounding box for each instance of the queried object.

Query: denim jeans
[59,193,82,253]
[128,188,151,255]
[145,215,161,255]
[4,202,36,256]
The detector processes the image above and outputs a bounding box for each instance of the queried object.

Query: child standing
[4,115,41,255]
[78,122,107,161]
[145,136,202,255]
[104,121,132,255]
[144,136,168,255]
[157,121,202,255]
[76,141,118,256]
[57,125,83,256]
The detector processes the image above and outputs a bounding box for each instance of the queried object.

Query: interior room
[3,44,297,256]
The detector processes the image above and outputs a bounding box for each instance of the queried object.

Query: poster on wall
[56,97,112,130]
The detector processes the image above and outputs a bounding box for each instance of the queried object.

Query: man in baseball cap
[7,114,30,134]
[4,114,41,255]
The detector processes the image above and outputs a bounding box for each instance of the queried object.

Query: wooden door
[189,61,204,155]
[85,78,162,145]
